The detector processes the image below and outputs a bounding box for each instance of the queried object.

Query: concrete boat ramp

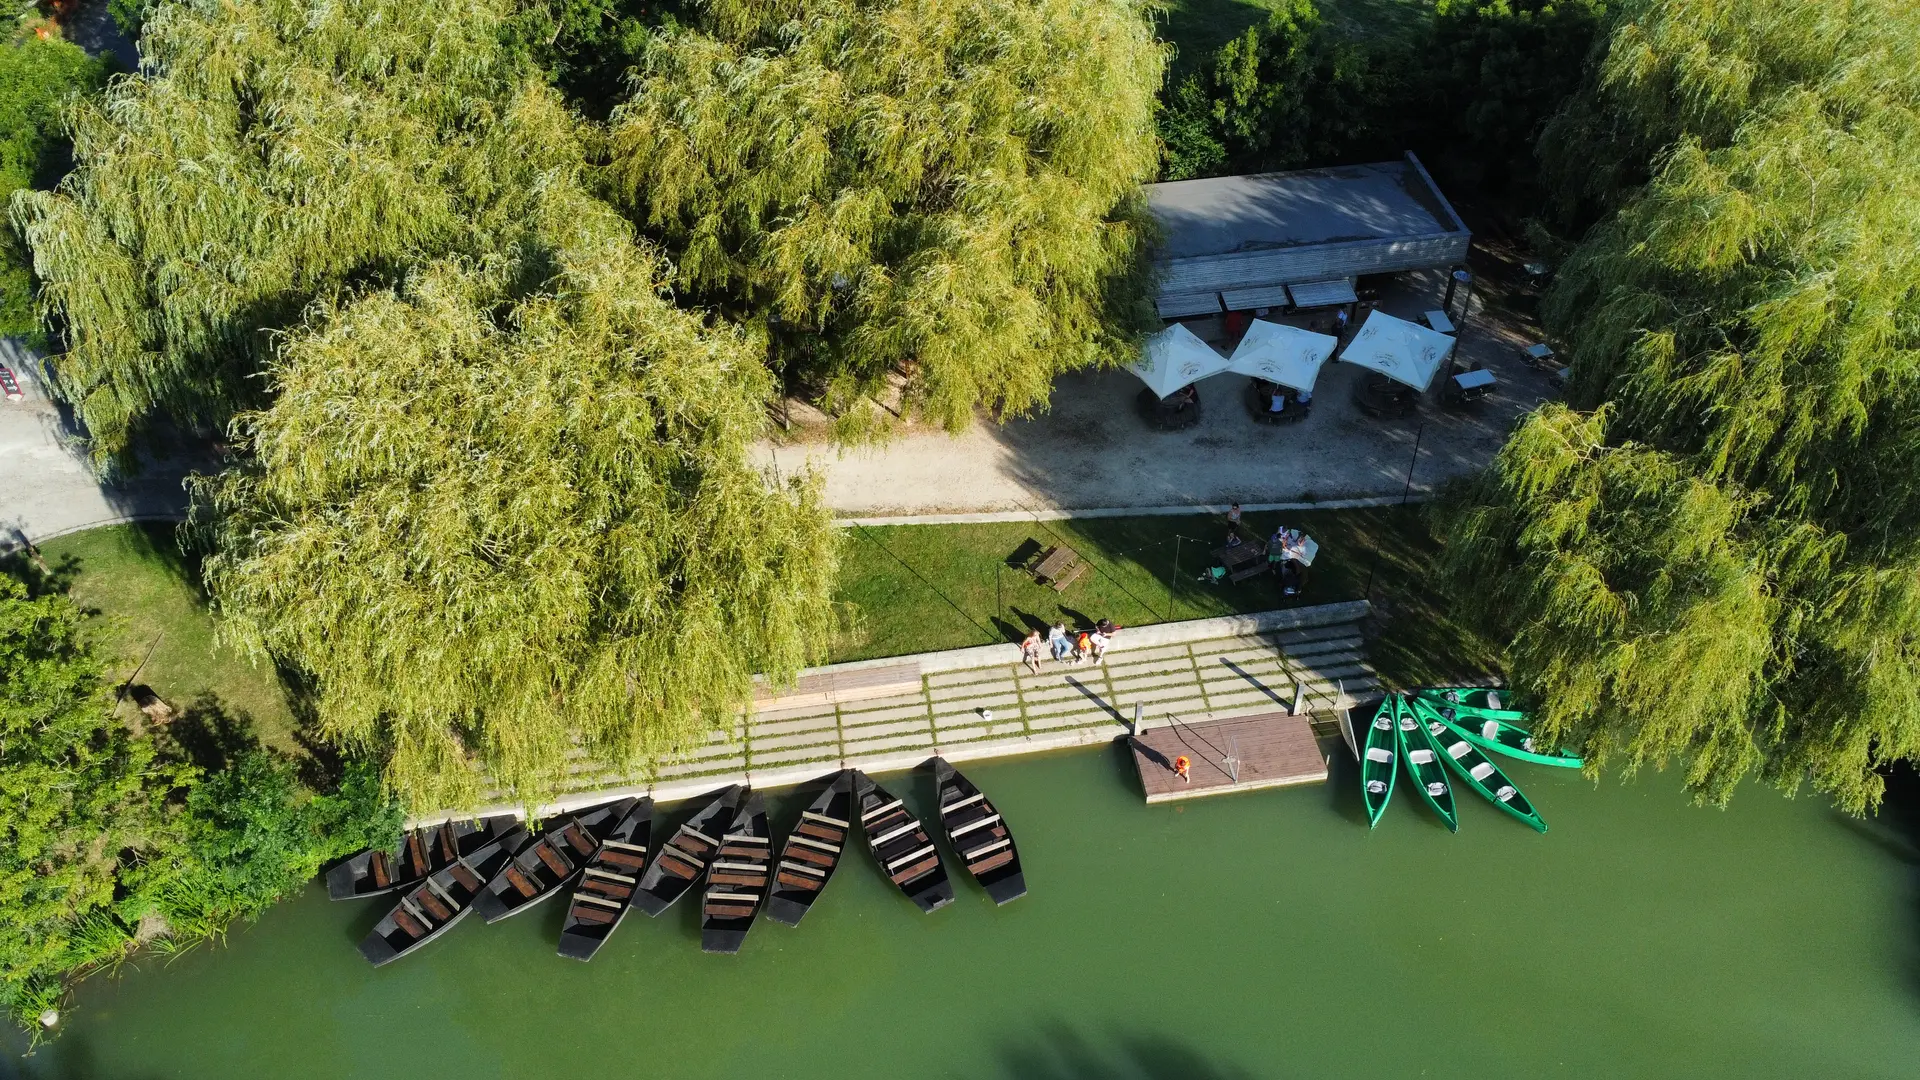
[412,601,1374,827]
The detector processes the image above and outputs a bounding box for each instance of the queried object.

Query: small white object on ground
[39,1008,58,1028]
[978,708,993,723]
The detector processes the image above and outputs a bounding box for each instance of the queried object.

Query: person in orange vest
[1173,755,1191,783]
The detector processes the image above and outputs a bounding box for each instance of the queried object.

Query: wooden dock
[1129,710,1329,804]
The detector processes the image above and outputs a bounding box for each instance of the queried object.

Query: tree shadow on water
[987,1029,1267,1080]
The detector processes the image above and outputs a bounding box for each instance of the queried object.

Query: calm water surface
[9,747,1920,1079]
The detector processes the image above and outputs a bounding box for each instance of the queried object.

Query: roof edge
[1403,151,1470,237]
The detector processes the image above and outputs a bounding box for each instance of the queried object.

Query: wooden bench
[562,823,595,856]
[890,857,939,884]
[1030,545,1088,591]
[405,832,429,877]
[706,903,757,918]
[393,908,429,939]
[369,851,392,889]
[969,850,1015,875]
[417,890,454,921]
[658,853,700,879]
[600,849,647,870]
[785,845,835,867]
[435,823,459,863]
[581,877,633,900]
[505,865,540,898]
[447,863,482,892]
[796,822,843,841]
[533,843,571,878]
[777,870,823,890]
[570,902,618,925]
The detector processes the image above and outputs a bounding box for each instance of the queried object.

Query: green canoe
[1360,697,1397,828]
[1394,695,1458,832]
[1414,686,1525,717]
[1411,700,1548,832]
[1418,698,1583,769]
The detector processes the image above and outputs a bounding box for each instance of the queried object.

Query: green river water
[8,746,1920,1079]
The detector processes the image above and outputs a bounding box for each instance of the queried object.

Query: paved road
[0,339,195,545]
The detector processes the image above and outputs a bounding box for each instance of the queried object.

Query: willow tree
[606,0,1165,434]
[12,0,580,468]
[195,196,839,811]
[1436,0,1920,811]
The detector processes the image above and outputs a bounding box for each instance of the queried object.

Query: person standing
[1226,502,1242,530]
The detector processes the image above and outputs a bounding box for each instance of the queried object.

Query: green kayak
[1419,698,1583,769]
[1393,695,1457,832]
[1411,699,1548,832]
[1360,697,1397,828]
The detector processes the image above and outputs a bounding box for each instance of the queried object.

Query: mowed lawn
[1157,0,1434,67]
[831,506,1500,689]
[25,523,299,750]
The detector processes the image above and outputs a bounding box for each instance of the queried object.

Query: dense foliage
[15,0,584,468]
[197,218,839,812]
[0,30,104,342]
[1435,0,1920,811]
[606,0,1165,434]
[0,568,397,1031]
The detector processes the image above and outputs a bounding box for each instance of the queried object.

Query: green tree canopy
[1436,0,1920,811]
[605,0,1165,434]
[196,200,839,812]
[13,0,579,467]
[0,30,105,342]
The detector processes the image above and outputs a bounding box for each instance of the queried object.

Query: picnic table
[1212,539,1269,582]
[1031,544,1088,591]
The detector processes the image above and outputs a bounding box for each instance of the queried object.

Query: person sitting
[1269,388,1288,413]
[1296,387,1313,407]
[1225,531,1243,549]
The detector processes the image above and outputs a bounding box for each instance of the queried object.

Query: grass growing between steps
[831,505,1500,689]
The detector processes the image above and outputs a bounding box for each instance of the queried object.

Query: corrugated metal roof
[1158,234,1470,299]
[1220,286,1291,311]
[1155,292,1222,319]
[1287,279,1358,308]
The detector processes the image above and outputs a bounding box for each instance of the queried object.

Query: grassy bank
[21,523,299,750]
[831,506,1499,688]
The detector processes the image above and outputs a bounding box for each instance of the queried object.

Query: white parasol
[1128,323,1231,399]
[1226,319,1338,393]
[1338,310,1457,392]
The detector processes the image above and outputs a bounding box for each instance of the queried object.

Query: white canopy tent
[1226,319,1338,393]
[1129,323,1231,399]
[1338,309,1457,392]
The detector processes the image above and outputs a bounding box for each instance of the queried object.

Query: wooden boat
[700,791,772,954]
[765,771,854,927]
[1421,699,1584,769]
[357,823,529,966]
[1395,694,1458,832]
[854,770,953,913]
[326,816,507,901]
[1360,696,1397,828]
[472,800,627,924]
[933,758,1025,904]
[1411,699,1548,832]
[557,798,654,961]
[632,785,742,918]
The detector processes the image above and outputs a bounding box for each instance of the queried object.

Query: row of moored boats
[1346,687,1582,832]
[328,760,1024,965]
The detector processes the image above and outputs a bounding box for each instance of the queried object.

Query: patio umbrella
[1226,318,1338,393]
[1128,323,1230,399]
[1338,310,1457,392]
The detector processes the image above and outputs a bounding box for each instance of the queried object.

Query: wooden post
[1132,702,1144,736]
[1291,681,1305,716]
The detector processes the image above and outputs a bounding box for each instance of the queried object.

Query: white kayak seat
[1481,720,1500,740]
[1374,716,1393,730]
[1496,785,1517,802]
[1398,717,1417,731]
[1409,749,1436,765]
[1366,747,1395,763]
[1428,721,1447,736]
[1444,690,1461,703]
[1365,780,1387,794]
[1469,762,1495,782]
[1487,691,1503,709]
[1447,740,1471,759]
[1426,781,1447,796]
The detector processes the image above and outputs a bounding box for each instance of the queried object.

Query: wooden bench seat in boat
[961,837,1010,862]
[584,867,636,885]
[889,857,939,884]
[436,824,458,863]
[658,853,700,878]
[706,903,757,918]
[778,859,825,877]
[369,851,392,888]
[719,844,765,858]
[405,832,429,877]
[533,843,571,878]
[505,865,540,898]
[802,811,850,828]
[448,861,483,892]
[785,845,835,867]
[393,907,430,939]
[777,870,824,890]
[581,876,633,900]
[796,822,843,841]
[872,819,920,846]
[570,903,618,925]
[599,849,647,871]
[417,890,454,921]
[968,850,1015,875]
[562,823,595,856]
[941,793,985,814]
[948,813,1001,838]
[711,871,767,887]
